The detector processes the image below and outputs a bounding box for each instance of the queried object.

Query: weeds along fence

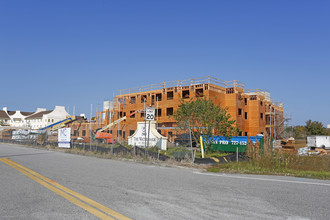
[246,135,273,160]
[0,138,182,161]
[0,138,58,147]
[72,143,170,161]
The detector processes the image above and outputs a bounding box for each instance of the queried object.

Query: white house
[2,106,69,129]
[25,106,69,129]
[3,107,35,128]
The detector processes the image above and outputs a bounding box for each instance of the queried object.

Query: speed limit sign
[145,107,155,121]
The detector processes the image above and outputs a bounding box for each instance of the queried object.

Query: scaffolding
[117,76,245,95]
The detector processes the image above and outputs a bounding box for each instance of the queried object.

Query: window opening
[182,90,190,99]
[151,95,155,105]
[195,88,204,97]
[226,87,234,94]
[141,95,147,103]
[130,96,136,104]
[250,95,257,100]
[167,107,174,116]
[167,91,174,100]
[157,109,162,117]
[168,132,173,142]
[156,93,162,101]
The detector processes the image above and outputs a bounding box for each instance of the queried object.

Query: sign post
[146,107,155,148]
[58,128,71,148]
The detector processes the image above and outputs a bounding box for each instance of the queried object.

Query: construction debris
[280,137,297,155]
[314,148,330,155]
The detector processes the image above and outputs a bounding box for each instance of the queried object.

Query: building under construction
[90,76,284,143]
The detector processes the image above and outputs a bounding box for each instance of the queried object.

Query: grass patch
[161,146,191,157]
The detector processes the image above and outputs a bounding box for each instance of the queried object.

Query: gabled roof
[25,110,52,119]
[6,110,34,117]
[0,110,10,119]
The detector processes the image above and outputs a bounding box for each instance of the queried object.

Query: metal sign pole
[189,121,194,163]
[118,100,120,143]
[90,104,92,149]
[147,120,151,149]
[145,106,155,150]
[144,98,146,149]
[111,92,114,154]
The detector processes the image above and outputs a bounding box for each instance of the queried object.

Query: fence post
[236,147,238,163]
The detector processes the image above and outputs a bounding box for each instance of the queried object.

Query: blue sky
[0,0,329,126]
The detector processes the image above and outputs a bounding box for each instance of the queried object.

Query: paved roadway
[0,143,329,220]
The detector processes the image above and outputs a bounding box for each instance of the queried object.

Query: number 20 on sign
[146,107,155,121]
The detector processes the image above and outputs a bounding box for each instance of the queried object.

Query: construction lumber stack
[280,138,297,154]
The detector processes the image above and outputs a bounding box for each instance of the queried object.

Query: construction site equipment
[94,132,113,144]
[94,110,139,143]
[39,116,76,131]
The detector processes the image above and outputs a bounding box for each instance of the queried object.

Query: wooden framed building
[97,76,284,142]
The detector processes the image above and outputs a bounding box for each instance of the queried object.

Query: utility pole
[274,107,276,140]
[111,93,115,154]
[269,105,272,139]
[90,104,92,149]
[118,99,120,143]
[144,98,146,149]
[156,96,158,129]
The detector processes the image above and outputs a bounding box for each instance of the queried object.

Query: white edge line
[194,172,330,187]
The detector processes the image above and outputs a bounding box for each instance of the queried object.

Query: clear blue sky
[0,0,329,126]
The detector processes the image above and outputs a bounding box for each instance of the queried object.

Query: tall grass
[209,136,330,180]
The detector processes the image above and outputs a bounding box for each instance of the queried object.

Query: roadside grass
[207,137,330,180]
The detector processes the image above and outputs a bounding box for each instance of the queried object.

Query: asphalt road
[0,143,329,220]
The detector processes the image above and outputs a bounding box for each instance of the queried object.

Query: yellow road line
[2,158,130,220]
[0,158,131,220]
